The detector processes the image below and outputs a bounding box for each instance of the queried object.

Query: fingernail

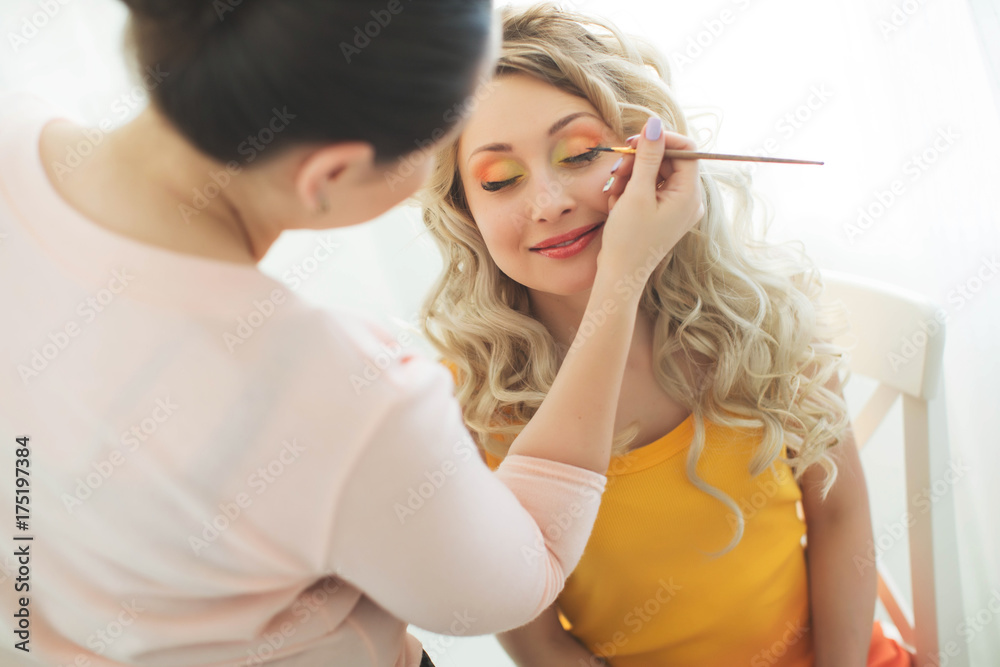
[610,157,623,173]
[626,134,639,143]
[602,175,616,193]
[645,117,662,141]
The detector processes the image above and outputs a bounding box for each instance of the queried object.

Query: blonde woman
[418,4,915,666]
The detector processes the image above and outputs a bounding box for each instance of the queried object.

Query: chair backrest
[819,269,967,667]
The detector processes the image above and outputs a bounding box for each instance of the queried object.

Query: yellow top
[443,360,813,667]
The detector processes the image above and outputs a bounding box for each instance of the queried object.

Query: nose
[525,170,575,223]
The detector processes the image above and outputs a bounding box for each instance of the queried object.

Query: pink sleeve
[325,355,606,635]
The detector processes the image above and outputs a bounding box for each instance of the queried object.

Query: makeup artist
[0,1,698,665]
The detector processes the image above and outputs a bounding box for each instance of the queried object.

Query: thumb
[625,116,665,194]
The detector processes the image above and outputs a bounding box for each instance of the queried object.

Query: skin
[798,374,877,667]
[38,103,441,265]
[457,73,698,456]
[457,74,877,667]
[458,73,623,323]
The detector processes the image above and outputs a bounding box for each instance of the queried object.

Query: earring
[316,192,330,215]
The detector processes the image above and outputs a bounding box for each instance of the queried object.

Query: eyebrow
[467,112,603,162]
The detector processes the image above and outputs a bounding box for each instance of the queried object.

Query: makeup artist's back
[0,2,613,666]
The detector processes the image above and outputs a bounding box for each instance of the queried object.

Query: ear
[294,142,376,213]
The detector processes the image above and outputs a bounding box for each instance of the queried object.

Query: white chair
[819,269,967,667]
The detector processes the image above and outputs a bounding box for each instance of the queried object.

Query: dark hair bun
[121,0,211,19]
[119,0,493,165]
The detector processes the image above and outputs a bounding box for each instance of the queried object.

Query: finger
[604,151,634,202]
[657,148,677,182]
[657,130,700,196]
[622,116,665,197]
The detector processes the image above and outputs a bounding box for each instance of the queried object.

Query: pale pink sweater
[0,94,607,667]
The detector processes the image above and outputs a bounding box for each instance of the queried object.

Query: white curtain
[2,1,997,664]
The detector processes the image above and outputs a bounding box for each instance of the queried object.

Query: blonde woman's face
[457,74,622,296]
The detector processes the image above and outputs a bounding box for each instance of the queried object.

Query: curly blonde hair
[416,2,854,553]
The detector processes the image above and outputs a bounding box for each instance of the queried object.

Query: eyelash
[480,148,602,192]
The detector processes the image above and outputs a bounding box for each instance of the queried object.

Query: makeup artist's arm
[799,374,876,667]
[326,121,704,635]
[496,602,606,667]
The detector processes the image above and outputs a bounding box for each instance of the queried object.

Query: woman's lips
[530,222,604,250]
[530,223,604,259]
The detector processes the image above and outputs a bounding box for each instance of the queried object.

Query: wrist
[589,269,645,314]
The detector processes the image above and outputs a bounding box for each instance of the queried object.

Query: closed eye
[481,176,522,192]
[560,148,602,164]
[481,148,600,191]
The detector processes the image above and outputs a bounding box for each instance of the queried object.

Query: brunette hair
[120,0,493,164]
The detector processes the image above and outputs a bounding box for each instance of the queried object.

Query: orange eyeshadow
[473,159,523,182]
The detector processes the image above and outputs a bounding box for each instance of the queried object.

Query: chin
[533,273,598,297]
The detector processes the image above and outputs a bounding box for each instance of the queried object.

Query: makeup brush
[588,146,823,165]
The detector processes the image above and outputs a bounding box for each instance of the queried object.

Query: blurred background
[1,0,997,664]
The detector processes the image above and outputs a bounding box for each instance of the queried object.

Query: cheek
[571,165,615,211]
[476,212,521,255]
[467,198,526,258]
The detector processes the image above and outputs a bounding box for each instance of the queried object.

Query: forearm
[499,632,606,667]
[506,271,642,474]
[806,512,877,667]
[497,604,607,667]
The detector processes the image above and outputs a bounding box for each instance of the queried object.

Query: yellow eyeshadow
[553,134,604,162]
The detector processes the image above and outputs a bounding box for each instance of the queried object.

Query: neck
[105,106,281,263]
[528,286,652,361]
